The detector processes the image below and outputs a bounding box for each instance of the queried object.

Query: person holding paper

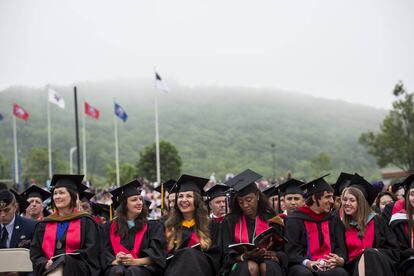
[102,179,166,276]
[221,169,287,276]
[30,174,101,276]
[163,174,221,276]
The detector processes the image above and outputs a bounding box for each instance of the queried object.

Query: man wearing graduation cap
[206,183,229,223]
[278,178,305,217]
[21,185,51,221]
[284,174,348,276]
[155,179,176,217]
[0,190,36,250]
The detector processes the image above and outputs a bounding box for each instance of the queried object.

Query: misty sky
[1,0,413,109]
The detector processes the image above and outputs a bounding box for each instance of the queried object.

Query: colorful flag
[84,101,100,120]
[48,87,65,109]
[13,103,29,121]
[114,103,128,122]
[155,71,169,92]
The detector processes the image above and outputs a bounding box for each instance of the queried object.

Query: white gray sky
[0,0,413,109]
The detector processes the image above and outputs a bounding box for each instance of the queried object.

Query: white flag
[48,88,65,109]
[155,71,169,93]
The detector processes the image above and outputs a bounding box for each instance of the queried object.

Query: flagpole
[12,114,19,185]
[47,94,53,179]
[114,100,120,187]
[154,85,161,185]
[82,100,87,180]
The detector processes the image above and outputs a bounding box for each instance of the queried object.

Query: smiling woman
[30,174,101,276]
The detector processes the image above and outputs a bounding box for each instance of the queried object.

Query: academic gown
[30,215,101,276]
[102,219,166,276]
[284,206,348,276]
[220,212,287,276]
[164,220,222,276]
[343,214,399,276]
[389,211,414,276]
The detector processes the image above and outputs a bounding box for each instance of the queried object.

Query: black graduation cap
[334,172,354,196]
[80,190,95,202]
[301,174,333,196]
[110,179,142,209]
[91,202,111,218]
[206,183,230,201]
[348,173,380,206]
[0,190,14,208]
[225,169,261,197]
[9,189,30,211]
[154,179,177,193]
[278,179,304,196]
[21,185,51,202]
[50,174,85,194]
[175,174,209,195]
[261,185,279,198]
[401,173,414,190]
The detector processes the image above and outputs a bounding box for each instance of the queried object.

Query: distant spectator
[375,191,397,214]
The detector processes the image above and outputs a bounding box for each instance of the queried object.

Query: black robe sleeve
[373,216,400,264]
[141,220,167,269]
[30,222,49,275]
[284,217,308,265]
[331,215,348,262]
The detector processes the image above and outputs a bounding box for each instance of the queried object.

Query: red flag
[84,101,100,120]
[13,103,29,121]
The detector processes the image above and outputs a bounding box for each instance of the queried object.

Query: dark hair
[375,191,397,209]
[406,188,414,238]
[115,195,148,240]
[305,191,325,206]
[165,191,211,251]
[51,187,78,210]
[229,190,275,223]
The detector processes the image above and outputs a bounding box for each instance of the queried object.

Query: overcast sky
[1,0,413,109]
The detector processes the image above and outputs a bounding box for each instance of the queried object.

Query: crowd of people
[0,169,414,276]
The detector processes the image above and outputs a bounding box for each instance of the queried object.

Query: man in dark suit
[0,190,36,250]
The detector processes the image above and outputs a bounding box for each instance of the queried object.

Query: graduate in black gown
[389,174,414,276]
[102,179,166,276]
[284,174,348,276]
[221,169,287,276]
[163,174,221,276]
[341,174,399,276]
[30,174,101,276]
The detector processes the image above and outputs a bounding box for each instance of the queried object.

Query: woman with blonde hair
[341,174,399,276]
[163,174,221,276]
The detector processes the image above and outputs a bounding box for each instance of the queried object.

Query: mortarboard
[225,169,261,197]
[91,202,111,219]
[50,174,85,194]
[0,190,14,209]
[301,174,333,196]
[10,189,30,211]
[206,183,230,201]
[348,173,380,206]
[278,179,304,196]
[261,185,279,198]
[402,174,414,191]
[334,172,354,196]
[155,179,176,193]
[80,190,95,202]
[110,179,143,209]
[174,174,209,195]
[21,185,51,202]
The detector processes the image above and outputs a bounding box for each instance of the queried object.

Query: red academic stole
[234,215,269,243]
[110,222,148,258]
[345,219,375,261]
[42,219,81,259]
[187,231,200,248]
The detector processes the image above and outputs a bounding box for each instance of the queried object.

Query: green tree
[136,140,182,183]
[360,82,414,171]
[310,152,332,177]
[106,161,137,185]
[0,154,11,180]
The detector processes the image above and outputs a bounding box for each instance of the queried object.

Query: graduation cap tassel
[109,204,113,221]
[161,184,164,210]
[278,192,282,215]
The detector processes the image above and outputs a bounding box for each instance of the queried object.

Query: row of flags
[0,71,169,123]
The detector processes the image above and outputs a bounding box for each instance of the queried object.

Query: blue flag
[114,103,128,122]
[0,113,3,122]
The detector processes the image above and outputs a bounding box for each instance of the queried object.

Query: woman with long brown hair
[389,174,414,276]
[102,180,166,276]
[341,174,399,276]
[221,169,287,276]
[163,174,221,276]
